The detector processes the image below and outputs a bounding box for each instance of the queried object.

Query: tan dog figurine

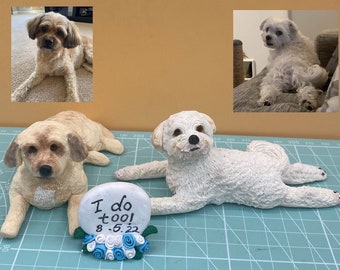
[1,111,124,238]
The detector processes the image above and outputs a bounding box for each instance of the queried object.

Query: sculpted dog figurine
[12,12,93,102]
[116,111,340,215]
[1,111,124,238]
[258,17,328,110]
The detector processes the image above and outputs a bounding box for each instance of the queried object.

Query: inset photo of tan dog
[11,6,93,102]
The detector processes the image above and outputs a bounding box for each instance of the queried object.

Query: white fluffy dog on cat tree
[116,111,340,215]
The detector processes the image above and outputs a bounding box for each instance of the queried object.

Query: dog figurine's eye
[266,27,270,32]
[28,146,38,154]
[173,129,182,137]
[196,125,204,133]
[276,30,283,36]
[50,144,59,152]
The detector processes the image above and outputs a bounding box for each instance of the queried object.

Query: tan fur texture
[0,111,124,238]
[11,12,93,102]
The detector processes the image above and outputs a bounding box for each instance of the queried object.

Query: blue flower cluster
[82,232,150,260]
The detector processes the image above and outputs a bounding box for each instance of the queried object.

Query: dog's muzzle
[39,165,53,179]
[265,35,274,46]
[188,135,200,151]
[42,38,54,50]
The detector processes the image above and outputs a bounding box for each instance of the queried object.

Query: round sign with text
[78,182,151,235]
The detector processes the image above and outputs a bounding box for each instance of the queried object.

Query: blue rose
[136,239,149,253]
[92,244,107,260]
[122,233,136,249]
[82,234,96,245]
[113,247,126,261]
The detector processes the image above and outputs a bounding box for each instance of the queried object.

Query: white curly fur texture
[116,111,340,215]
[258,17,328,110]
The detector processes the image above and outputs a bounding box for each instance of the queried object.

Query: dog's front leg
[12,71,46,102]
[64,70,80,102]
[258,84,281,106]
[115,160,168,180]
[0,194,30,238]
[67,194,84,236]
[151,194,206,215]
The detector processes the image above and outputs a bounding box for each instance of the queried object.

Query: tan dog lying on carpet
[116,111,340,215]
[0,111,124,238]
[11,12,93,102]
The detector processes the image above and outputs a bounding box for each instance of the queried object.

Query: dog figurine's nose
[39,165,53,178]
[188,135,200,145]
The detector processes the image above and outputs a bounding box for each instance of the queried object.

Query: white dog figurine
[258,17,328,110]
[1,111,124,238]
[116,111,339,215]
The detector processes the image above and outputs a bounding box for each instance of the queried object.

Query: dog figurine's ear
[201,113,216,133]
[151,120,166,151]
[27,14,45,40]
[64,21,82,49]
[67,133,88,162]
[4,139,22,168]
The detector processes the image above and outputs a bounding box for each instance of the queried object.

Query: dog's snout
[43,38,54,49]
[188,135,200,145]
[266,35,272,41]
[39,165,53,178]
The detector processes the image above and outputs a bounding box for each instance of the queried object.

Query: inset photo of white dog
[11,6,93,102]
[233,10,338,112]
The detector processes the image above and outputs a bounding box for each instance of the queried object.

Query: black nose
[43,38,54,49]
[266,35,272,41]
[39,165,53,178]
[188,135,199,145]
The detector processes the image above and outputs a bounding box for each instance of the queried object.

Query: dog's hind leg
[100,128,124,155]
[0,194,30,238]
[85,151,110,166]
[282,163,327,185]
[115,160,168,180]
[281,186,340,208]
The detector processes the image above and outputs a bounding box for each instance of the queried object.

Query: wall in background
[1,0,340,140]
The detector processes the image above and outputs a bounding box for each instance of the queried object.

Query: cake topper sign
[76,182,156,261]
[79,182,151,236]
[90,194,139,234]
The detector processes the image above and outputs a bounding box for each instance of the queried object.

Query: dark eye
[56,30,64,37]
[173,129,182,137]
[196,125,204,132]
[266,27,269,32]
[276,30,283,36]
[40,26,47,33]
[50,144,58,152]
[28,146,38,154]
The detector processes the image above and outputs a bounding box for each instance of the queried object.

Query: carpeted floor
[11,13,93,102]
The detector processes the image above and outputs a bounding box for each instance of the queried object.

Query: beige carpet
[11,13,93,102]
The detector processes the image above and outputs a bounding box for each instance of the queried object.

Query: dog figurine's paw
[115,168,133,180]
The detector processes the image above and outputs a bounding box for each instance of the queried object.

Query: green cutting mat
[1,128,340,270]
